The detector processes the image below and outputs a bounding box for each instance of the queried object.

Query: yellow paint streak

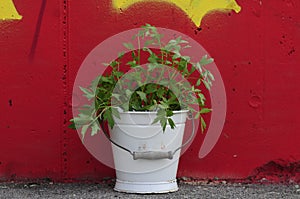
[0,0,22,20]
[113,0,241,26]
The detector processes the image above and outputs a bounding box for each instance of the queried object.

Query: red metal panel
[178,1,300,180]
[0,0,63,180]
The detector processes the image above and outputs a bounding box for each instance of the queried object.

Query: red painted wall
[1,0,300,182]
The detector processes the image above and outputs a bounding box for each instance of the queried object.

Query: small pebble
[29,184,38,188]
[180,177,190,182]
[261,178,267,182]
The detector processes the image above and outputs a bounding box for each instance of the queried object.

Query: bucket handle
[100,111,195,160]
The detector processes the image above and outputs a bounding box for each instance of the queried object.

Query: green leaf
[148,63,159,71]
[79,86,94,100]
[179,39,188,44]
[144,39,154,47]
[151,116,161,125]
[118,51,125,59]
[203,80,212,90]
[142,47,153,54]
[172,53,181,60]
[164,60,172,65]
[194,112,201,119]
[183,45,191,49]
[78,105,93,116]
[125,90,133,98]
[68,120,76,129]
[200,117,207,133]
[195,62,203,73]
[113,71,124,79]
[207,71,215,81]
[200,55,214,66]
[160,117,167,132]
[181,56,190,62]
[136,91,147,102]
[148,53,158,63]
[91,76,101,89]
[157,108,166,117]
[156,87,165,98]
[91,122,100,136]
[196,78,201,86]
[168,118,176,129]
[166,109,174,117]
[81,124,89,140]
[100,76,113,84]
[103,109,115,129]
[200,108,212,114]
[127,60,137,68]
[72,114,92,125]
[123,42,134,50]
[110,60,119,68]
[158,101,169,109]
[111,107,121,119]
[112,93,121,102]
[198,93,206,106]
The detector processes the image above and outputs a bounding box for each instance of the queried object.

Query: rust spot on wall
[249,95,262,108]
[8,99,12,107]
[247,159,300,183]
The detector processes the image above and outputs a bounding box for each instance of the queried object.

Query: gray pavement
[0,181,300,199]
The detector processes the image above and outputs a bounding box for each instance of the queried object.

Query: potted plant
[69,24,214,193]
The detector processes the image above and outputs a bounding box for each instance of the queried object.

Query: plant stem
[137,36,141,66]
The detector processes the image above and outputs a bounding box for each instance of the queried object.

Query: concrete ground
[0,180,300,199]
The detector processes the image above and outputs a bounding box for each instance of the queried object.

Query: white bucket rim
[114,107,189,115]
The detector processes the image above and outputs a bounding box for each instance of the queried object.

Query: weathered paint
[0,0,62,181]
[29,0,47,61]
[113,0,241,26]
[0,0,300,183]
[0,0,22,20]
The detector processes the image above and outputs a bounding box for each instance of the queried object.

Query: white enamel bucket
[110,110,189,193]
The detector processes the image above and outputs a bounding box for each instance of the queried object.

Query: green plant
[70,24,214,140]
